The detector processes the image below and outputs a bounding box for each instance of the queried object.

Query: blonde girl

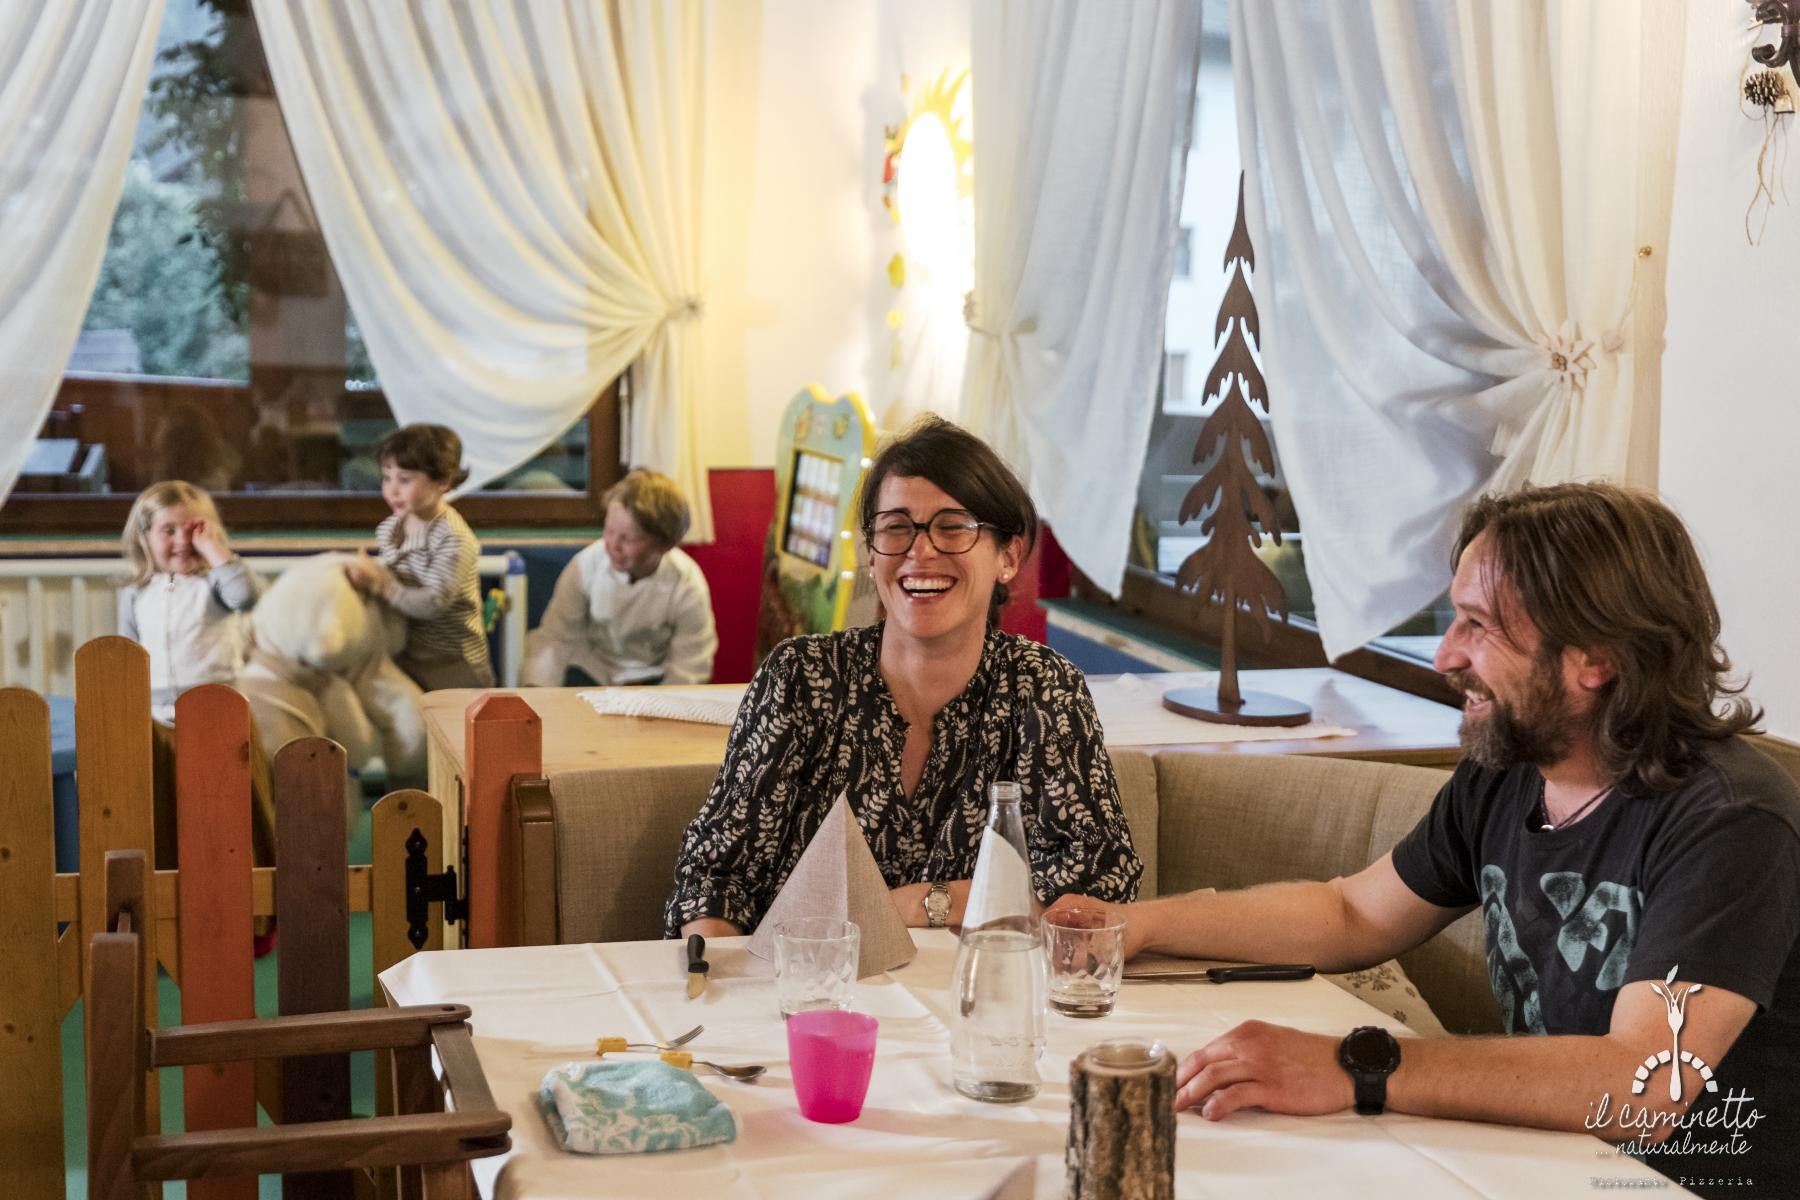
[119,480,265,722]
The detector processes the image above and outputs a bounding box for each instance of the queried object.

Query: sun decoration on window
[882,69,975,369]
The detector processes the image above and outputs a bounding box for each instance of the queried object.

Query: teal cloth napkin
[538,1060,737,1155]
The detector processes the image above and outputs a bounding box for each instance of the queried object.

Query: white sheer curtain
[0,1,163,507]
[960,0,1204,593]
[1234,0,1683,658]
[253,0,714,536]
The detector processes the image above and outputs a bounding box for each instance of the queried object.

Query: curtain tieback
[963,292,1037,340]
[1538,324,1600,393]
[663,295,704,324]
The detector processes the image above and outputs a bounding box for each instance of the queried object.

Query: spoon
[690,1059,766,1082]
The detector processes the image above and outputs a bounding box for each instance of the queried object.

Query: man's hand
[1175,1020,1354,1120]
[1045,893,1144,957]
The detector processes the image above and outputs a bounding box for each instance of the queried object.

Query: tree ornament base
[1161,685,1312,728]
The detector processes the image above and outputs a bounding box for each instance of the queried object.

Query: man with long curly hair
[1051,483,1797,1197]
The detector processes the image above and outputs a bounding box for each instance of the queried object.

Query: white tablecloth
[380,933,1676,1199]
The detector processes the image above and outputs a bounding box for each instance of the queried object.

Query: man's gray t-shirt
[1392,737,1800,1196]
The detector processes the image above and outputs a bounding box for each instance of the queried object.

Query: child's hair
[122,481,226,586]
[375,423,471,488]
[602,468,691,547]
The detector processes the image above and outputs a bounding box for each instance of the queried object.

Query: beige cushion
[1150,752,1501,1035]
[1108,748,1159,901]
[1322,961,1449,1037]
[551,762,721,944]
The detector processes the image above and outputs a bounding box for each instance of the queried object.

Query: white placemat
[578,685,748,726]
[1089,672,1355,745]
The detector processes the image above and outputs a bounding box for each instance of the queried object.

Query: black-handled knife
[686,934,709,999]
[1205,963,1315,984]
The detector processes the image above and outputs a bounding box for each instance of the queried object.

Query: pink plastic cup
[786,1009,879,1123]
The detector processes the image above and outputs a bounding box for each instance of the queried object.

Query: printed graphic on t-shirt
[1480,865,1644,1034]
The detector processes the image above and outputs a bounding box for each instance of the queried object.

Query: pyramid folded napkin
[746,793,916,978]
[538,1060,736,1155]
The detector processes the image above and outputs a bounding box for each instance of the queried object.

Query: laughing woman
[664,415,1142,938]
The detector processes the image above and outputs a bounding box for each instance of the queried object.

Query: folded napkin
[747,793,917,978]
[538,1060,736,1155]
[577,686,747,726]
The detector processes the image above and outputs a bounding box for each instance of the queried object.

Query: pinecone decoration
[1746,68,1789,111]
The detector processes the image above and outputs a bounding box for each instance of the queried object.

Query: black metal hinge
[404,827,467,949]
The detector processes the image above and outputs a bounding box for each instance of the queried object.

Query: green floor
[61,802,380,1199]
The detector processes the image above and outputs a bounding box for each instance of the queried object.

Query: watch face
[924,886,950,923]
[1340,1026,1401,1073]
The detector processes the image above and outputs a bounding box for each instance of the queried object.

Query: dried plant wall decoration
[1161,174,1310,728]
[1746,0,1798,242]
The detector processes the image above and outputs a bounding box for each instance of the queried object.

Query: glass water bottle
[951,781,1047,1102]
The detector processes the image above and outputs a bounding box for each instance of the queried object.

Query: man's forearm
[1135,880,1388,972]
[1391,1033,1663,1143]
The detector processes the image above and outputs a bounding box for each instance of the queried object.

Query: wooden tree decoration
[1162,174,1311,727]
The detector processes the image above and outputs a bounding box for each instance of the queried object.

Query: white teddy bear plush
[236,553,427,790]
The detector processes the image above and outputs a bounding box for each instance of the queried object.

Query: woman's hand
[680,917,742,938]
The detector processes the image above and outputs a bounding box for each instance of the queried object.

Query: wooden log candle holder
[1065,1039,1177,1199]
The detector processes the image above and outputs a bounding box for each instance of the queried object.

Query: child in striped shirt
[346,424,495,691]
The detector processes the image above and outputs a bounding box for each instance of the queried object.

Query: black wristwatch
[1338,1026,1402,1115]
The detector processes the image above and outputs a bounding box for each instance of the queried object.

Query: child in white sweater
[522,468,717,687]
[117,481,265,722]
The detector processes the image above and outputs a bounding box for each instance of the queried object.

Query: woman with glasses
[665,415,1142,937]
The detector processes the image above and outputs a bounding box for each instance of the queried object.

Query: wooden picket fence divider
[0,637,455,1200]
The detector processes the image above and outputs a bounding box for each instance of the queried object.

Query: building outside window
[12,0,613,535]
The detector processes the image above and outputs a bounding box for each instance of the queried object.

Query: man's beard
[1447,662,1576,769]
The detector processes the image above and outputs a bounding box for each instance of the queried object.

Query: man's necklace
[1536,782,1612,832]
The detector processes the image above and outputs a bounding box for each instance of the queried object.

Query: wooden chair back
[87,851,508,1200]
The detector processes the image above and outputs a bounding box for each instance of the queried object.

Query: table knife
[1122,961,1315,983]
[1205,964,1315,983]
[686,933,709,999]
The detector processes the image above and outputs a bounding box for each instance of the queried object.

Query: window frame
[1,376,623,535]
[1072,563,1461,707]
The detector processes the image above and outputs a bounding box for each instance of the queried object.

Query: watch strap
[1352,1071,1386,1116]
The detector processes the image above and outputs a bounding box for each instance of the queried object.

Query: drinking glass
[1044,908,1127,1017]
[787,1009,879,1123]
[774,918,860,1018]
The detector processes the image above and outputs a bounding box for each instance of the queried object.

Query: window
[1112,0,1452,697]
[7,0,618,536]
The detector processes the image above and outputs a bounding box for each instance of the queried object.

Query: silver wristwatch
[924,881,952,928]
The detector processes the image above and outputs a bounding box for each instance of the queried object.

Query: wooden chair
[86,850,509,1200]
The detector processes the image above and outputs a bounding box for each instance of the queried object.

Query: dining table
[379,930,1680,1199]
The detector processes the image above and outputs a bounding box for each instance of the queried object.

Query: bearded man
[1050,483,1799,1197]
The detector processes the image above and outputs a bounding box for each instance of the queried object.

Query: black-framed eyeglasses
[866,508,1008,556]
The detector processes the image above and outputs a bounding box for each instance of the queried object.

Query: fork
[595,1024,704,1055]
